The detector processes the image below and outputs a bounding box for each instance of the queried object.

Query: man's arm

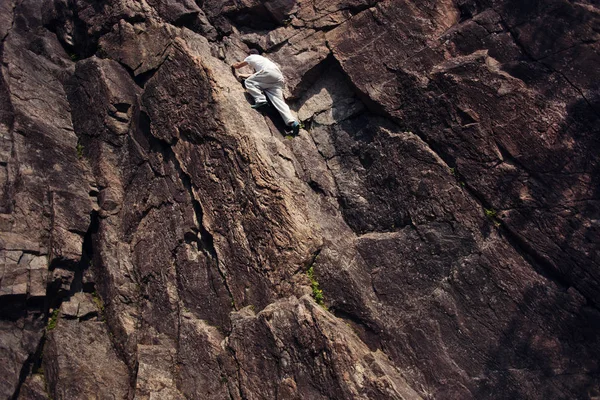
[232,61,248,69]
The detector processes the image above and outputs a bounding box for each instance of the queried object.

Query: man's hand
[238,73,251,79]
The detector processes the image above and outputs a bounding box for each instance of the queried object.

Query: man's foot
[290,121,300,136]
[251,101,268,109]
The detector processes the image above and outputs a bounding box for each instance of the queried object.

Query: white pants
[245,68,296,126]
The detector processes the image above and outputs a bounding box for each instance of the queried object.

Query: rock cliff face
[1,0,599,399]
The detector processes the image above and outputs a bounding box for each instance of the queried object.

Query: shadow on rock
[474,283,600,399]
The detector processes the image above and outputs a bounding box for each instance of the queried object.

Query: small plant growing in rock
[76,143,84,159]
[47,308,60,331]
[307,266,326,308]
[484,208,497,218]
[484,208,502,227]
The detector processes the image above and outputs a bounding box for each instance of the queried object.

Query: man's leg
[264,86,296,126]
[244,75,267,105]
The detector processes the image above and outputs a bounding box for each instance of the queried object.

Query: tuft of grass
[484,208,502,228]
[47,308,60,331]
[307,266,326,308]
[76,143,84,159]
[484,208,497,218]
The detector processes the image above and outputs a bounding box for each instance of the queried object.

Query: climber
[232,49,300,136]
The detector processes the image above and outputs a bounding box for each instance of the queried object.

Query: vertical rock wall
[0,0,598,399]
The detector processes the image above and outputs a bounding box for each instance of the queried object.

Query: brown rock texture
[0,0,598,399]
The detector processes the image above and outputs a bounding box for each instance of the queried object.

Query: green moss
[96,45,108,59]
[450,167,467,187]
[307,266,326,308]
[47,308,60,331]
[91,291,105,313]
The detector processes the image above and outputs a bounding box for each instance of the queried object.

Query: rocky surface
[0,0,599,399]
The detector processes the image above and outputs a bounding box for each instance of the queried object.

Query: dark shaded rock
[291,53,600,397]
[202,0,296,30]
[327,0,600,307]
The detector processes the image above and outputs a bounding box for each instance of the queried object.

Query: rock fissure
[9,332,44,400]
[1,0,17,45]
[161,135,238,312]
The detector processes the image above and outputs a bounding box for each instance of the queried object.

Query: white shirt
[244,54,281,73]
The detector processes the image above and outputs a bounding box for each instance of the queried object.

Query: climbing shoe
[251,101,268,109]
[291,121,300,136]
